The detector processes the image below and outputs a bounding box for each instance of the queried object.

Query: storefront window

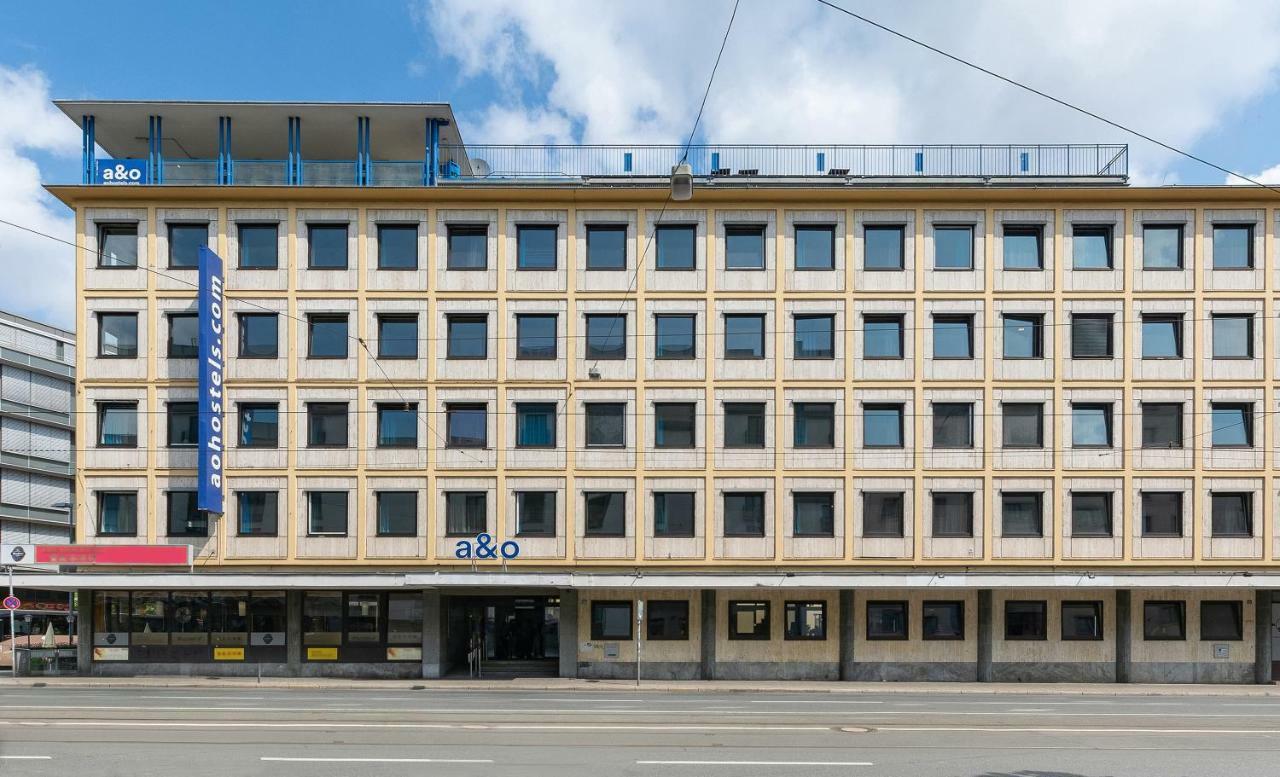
[169,592,210,645]
[250,592,287,647]
[303,592,342,646]
[130,591,169,646]
[346,594,382,643]
[93,591,130,646]
[210,591,249,647]
[388,593,423,644]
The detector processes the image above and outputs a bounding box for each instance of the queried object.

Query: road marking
[0,719,832,732]
[637,760,873,767]
[884,726,1280,735]
[261,757,493,764]
[0,755,52,760]
[749,700,884,705]
[139,695,266,701]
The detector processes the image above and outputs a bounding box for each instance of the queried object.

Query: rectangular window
[445,404,487,449]
[302,592,342,647]
[1201,601,1243,641]
[376,314,417,360]
[1071,314,1113,358]
[1071,224,1112,269]
[1210,403,1253,448]
[447,224,488,270]
[723,492,765,537]
[784,601,827,640]
[866,601,908,640]
[654,402,696,449]
[1211,492,1252,537]
[725,224,765,269]
[793,492,835,537]
[728,601,770,640]
[864,225,905,270]
[932,492,973,538]
[515,402,556,448]
[1211,314,1254,359]
[863,403,904,448]
[655,224,696,270]
[307,491,348,536]
[1005,601,1048,640]
[376,403,417,448]
[1143,600,1186,640]
[654,314,696,359]
[98,312,138,358]
[308,224,348,269]
[446,314,487,359]
[238,223,279,269]
[922,601,964,640]
[97,491,137,536]
[653,491,695,538]
[445,492,486,536]
[590,601,633,640]
[1142,224,1183,269]
[307,314,348,359]
[166,402,198,447]
[1002,314,1043,359]
[863,315,904,359]
[307,402,348,448]
[932,402,973,449]
[863,492,904,537]
[934,225,974,269]
[1212,224,1253,269]
[585,224,626,270]
[723,314,765,359]
[584,491,625,537]
[793,314,835,359]
[168,223,207,269]
[237,491,278,536]
[387,593,423,645]
[97,223,138,267]
[585,314,627,360]
[167,313,198,358]
[1001,492,1043,537]
[795,224,835,270]
[516,491,556,537]
[97,402,137,448]
[647,600,690,640]
[1071,492,1113,537]
[238,313,278,358]
[376,491,417,537]
[1071,403,1113,448]
[1002,224,1043,270]
[1002,403,1043,449]
[932,314,973,359]
[723,402,766,448]
[376,224,418,269]
[1141,314,1183,359]
[166,490,206,537]
[793,402,835,449]
[238,403,279,448]
[515,314,557,360]
[516,224,558,270]
[584,403,626,447]
[1141,402,1183,449]
[1062,601,1104,640]
[1141,491,1183,537]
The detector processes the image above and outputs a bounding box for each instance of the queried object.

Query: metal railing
[234,159,288,185]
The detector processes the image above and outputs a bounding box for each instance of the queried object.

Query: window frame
[862,492,905,538]
[793,401,835,449]
[97,401,138,448]
[445,314,488,360]
[584,313,628,361]
[653,491,696,538]
[933,224,975,270]
[307,223,349,269]
[1143,600,1187,641]
[1211,223,1254,270]
[97,312,139,359]
[237,222,279,270]
[724,223,767,270]
[653,313,696,360]
[1001,402,1044,449]
[931,491,974,538]
[515,491,556,538]
[932,314,974,360]
[1210,402,1254,449]
[863,224,906,271]
[96,490,138,536]
[723,492,766,538]
[166,313,199,359]
[444,491,487,536]
[646,599,691,641]
[722,313,766,360]
[922,600,965,641]
[446,224,488,270]
[1141,223,1184,270]
[1140,402,1184,449]
[514,402,557,449]
[584,402,626,448]
[96,223,139,268]
[306,402,349,449]
[1070,313,1114,359]
[445,403,488,449]
[1210,492,1253,538]
[727,600,771,641]
[514,313,558,361]
[583,491,626,537]
[375,403,418,449]
[792,313,836,360]
[590,601,634,641]
[375,491,418,537]
[863,403,905,449]
[1140,313,1184,360]
[306,490,349,537]
[237,402,279,449]
[655,224,697,271]
[1000,491,1044,538]
[863,314,905,359]
[237,312,279,359]
[1071,402,1113,448]
[166,401,199,448]
[1141,491,1184,538]
[931,401,974,449]
[1004,600,1048,641]
[722,401,767,449]
[1001,313,1043,360]
[375,313,418,360]
[1070,491,1113,538]
[515,224,559,271]
[1061,600,1105,641]
[306,313,349,360]
[653,402,696,449]
[783,600,827,641]
[1070,224,1113,270]
[1210,313,1255,360]
[236,490,279,537]
[792,492,835,538]
[1200,600,1244,641]
[865,600,909,640]
[585,223,627,270]
[794,224,836,271]
[1001,224,1044,270]
[165,490,206,537]
[167,222,209,269]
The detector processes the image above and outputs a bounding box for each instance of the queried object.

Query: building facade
[35,101,1280,682]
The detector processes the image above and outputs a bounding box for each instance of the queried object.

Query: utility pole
[7,565,15,679]
[635,598,644,688]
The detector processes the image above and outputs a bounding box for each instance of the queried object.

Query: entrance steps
[450,659,558,679]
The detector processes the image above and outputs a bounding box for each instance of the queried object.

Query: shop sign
[307,647,338,661]
[27,545,192,566]
[213,647,245,661]
[386,646,422,662]
[96,159,146,185]
[197,246,226,514]
[453,532,520,560]
[92,647,129,661]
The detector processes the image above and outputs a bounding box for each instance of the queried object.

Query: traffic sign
[2,596,20,611]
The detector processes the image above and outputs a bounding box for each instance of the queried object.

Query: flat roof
[0,308,74,342]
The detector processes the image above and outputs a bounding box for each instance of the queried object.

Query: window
[654,314,695,359]
[376,224,418,270]
[97,223,138,267]
[1071,314,1113,358]
[1001,492,1043,537]
[168,223,207,269]
[932,402,973,449]
[793,314,835,359]
[515,403,556,448]
[376,492,416,537]
[97,402,137,447]
[445,492,486,536]
[793,402,835,448]
[585,314,626,360]
[98,313,138,358]
[864,315,904,359]
[1002,314,1043,359]
[590,601,633,640]
[447,224,488,269]
[1201,601,1243,641]
[723,402,766,448]
[167,313,198,358]
[863,492,904,537]
[307,491,348,536]
[516,224,557,270]
[864,225,904,270]
[1141,314,1183,359]
[1211,493,1252,537]
[1142,224,1183,269]
[793,493,835,537]
[1071,492,1113,537]
[647,600,690,640]
[376,403,417,448]
[584,491,625,536]
[795,225,835,270]
[445,404,487,448]
[932,314,973,359]
[584,403,625,447]
[238,223,278,269]
[1071,224,1112,269]
[302,592,342,647]
[377,315,417,359]
[866,601,907,640]
[1141,403,1183,449]
[446,314,487,359]
[1210,403,1253,448]
[863,403,904,448]
[932,492,973,537]
[654,402,695,449]
[237,491,278,536]
[934,225,974,269]
[515,314,557,360]
[784,601,827,640]
[728,601,770,640]
[1071,403,1112,448]
[1061,601,1104,640]
[1143,601,1186,640]
[238,313,278,358]
[1212,224,1253,269]
[1002,403,1043,449]
[307,403,348,448]
[238,403,279,448]
[307,314,348,359]
[725,224,765,269]
[655,224,696,270]
[1005,601,1048,640]
[1211,314,1253,359]
[585,224,626,270]
[516,491,555,537]
[1002,224,1043,270]
[308,224,348,268]
[724,492,765,537]
[166,402,198,447]
[922,601,964,640]
[166,491,205,536]
[1141,491,1183,537]
[653,492,695,537]
[97,491,137,536]
[723,314,765,359]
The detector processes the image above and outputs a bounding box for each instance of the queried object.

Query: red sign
[32,545,191,566]
[2,596,20,610]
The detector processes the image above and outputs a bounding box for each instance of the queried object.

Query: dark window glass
[1002,224,1043,269]
[515,403,556,448]
[1212,224,1253,269]
[1143,224,1183,269]
[647,600,690,640]
[653,492,695,537]
[445,492,486,536]
[1141,314,1183,359]
[307,403,348,448]
[654,402,695,449]
[591,601,633,640]
[97,491,137,536]
[302,592,342,646]
[98,313,138,358]
[1071,403,1112,447]
[166,402,198,447]
[728,601,770,640]
[932,492,973,537]
[516,491,556,537]
[238,224,278,269]
[447,314,487,359]
[1212,314,1253,358]
[922,601,964,640]
[377,315,417,359]
[1141,491,1183,537]
[1211,493,1252,537]
[1071,492,1113,537]
[934,225,973,269]
[784,601,827,640]
[238,403,279,448]
[1143,601,1186,640]
[447,225,488,270]
[864,225,904,270]
[655,224,696,270]
[723,314,765,359]
[307,314,348,359]
[308,224,348,268]
[1062,601,1104,640]
[586,224,626,270]
[98,224,138,267]
[1072,225,1112,269]
[1002,314,1042,359]
[932,402,973,449]
[1002,403,1043,448]
[377,224,418,269]
[376,491,417,536]
[793,314,835,359]
[308,491,348,536]
[932,315,973,359]
[446,404,487,449]
[584,491,625,537]
[376,404,417,448]
[166,491,206,536]
[723,402,766,448]
[97,402,137,447]
[1001,492,1043,537]
[1211,403,1253,448]
[1005,601,1047,640]
[515,314,557,360]
[1071,314,1113,358]
[168,223,207,269]
[585,314,627,360]
[863,403,904,448]
[863,492,904,537]
[793,492,835,537]
[866,601,907,640]
[864,315,904,359]
[793,402,835,448]
[724,492,765,537]
[517,224,557,270]
[238,313,278,358]
[1141,403,1183,449]
[585,403,625,447]
[654,314,695,359]
[167,313,198,358]
[725,224,765,269]
[795,225,835,270]
[237,491,278,536]
[1201,601,1243,641]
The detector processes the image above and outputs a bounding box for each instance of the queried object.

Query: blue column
[426,118,440,187]
[356,116,371,186]
[287,117,302,185]
[218,117,234,185]
[81,115,96,184]
[147,116,164,184]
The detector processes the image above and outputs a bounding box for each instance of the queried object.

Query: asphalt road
[0,685,1277,776]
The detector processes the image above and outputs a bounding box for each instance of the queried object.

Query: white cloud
[1226,163,1280,185]
[0,65,79,329]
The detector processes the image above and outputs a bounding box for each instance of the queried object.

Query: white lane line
[139,695,266,701]
[748,700,884,705]
[638,760,873,767]
[884,726,1280,735]
[262,757,492,764]
[0,755,52,760]
[0,720,831,732]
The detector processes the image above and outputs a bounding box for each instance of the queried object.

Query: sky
[4,0,1280,329]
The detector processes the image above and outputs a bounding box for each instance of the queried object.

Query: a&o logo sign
[454,533,520,560]
[97,159,146,185]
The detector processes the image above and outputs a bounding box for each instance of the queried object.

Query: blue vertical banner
[197,246,226,514]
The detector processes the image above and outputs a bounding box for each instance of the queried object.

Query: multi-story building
[36,100,1280,682]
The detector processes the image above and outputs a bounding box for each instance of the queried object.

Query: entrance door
[445,596,560,673]
[1271,599,1280,681]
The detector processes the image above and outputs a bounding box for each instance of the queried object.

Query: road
[0,685,1277,776]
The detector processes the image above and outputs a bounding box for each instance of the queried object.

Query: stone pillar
[976,589,993,682]
[558,588,578,679]
[838,589,855,681]
[1255,590,1273,685]
[421,590,443,679]
[75,589,92,676]
[700,589,717,680]
[1115,589,1131,684]
[286,590,303,677]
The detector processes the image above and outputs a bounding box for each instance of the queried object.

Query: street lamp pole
[6,564,15,679]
